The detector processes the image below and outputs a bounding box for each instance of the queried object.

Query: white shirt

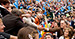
[23,17,38,27]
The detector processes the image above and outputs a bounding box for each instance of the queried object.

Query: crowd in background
[0,0,75,39]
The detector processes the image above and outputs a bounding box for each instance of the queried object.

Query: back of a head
[11,9,23,16]
[18,27,38,39]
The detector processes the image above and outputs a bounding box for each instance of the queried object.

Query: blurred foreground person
[44,33,53,39]
[0,18,17,39]
[18,27,39,39]
[2,9,46,35]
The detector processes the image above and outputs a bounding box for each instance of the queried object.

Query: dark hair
[11,9,23,16]
[44,33,53,39]
[0,0,10,5]
[18,27,38,39]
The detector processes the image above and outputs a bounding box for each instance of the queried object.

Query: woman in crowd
[59,28,73,39]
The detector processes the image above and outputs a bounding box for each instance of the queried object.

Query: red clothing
[35,17,40,25]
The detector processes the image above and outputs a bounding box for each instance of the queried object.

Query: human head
[54,22,58,27]
[11,9,23,18]
[60,20,65,28]
[18,27,38,39]
[64,28,73,38]
[37,13,43,19]
[67,17,71,21]
[0,0,10,9]
[0,18,5,32]
[44,33,53,39]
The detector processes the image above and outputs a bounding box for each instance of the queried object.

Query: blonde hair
[0,18,2,23]
[64,28,73,38]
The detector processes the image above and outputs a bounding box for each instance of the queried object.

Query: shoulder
[2,14,20,21]
[59,36,64,39]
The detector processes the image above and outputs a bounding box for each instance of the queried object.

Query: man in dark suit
[2,9,46,36]
[0,0,10,17]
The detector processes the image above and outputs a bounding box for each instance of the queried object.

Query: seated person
[18,26,39,39]
[0,18,17,39]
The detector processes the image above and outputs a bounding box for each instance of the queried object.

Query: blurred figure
[35,13,43,25]
[59,28,73,39]
[0,18,17,39]
[44,33,53,39]
[2,9,24,35]
[18,27,39,39]
[0,0,10,17]
[45,20,73,38]
[2,9,46,35]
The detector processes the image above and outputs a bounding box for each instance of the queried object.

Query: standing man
[2,9,46,35]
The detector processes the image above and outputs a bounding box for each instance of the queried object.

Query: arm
[22,17,38,29]
[0,32,17,39]
[45,27,61,32]
[10,35,17,39]
[22,17,46,30]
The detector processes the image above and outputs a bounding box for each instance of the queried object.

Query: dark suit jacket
[2,14,37,35]
[71,21,75,28]
[0,6,10,17]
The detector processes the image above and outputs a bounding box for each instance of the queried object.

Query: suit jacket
[2,14,37,35]
[0,5,10,17]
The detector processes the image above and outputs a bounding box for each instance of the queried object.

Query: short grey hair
[11,9,23,16]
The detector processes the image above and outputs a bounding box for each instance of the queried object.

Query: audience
[0,0,75,39]
[59,28,73,39]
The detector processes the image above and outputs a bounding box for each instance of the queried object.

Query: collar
[0,5,6,9]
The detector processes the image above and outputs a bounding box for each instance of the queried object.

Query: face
[64,30,69,37]
[54,23,58,27]
[46,35,53,39]
[68,17,71,21]
[60,20,65,28]
[60,23,64,28]
[0,22,5,32]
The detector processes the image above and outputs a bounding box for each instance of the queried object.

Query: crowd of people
[0,0,75,39]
